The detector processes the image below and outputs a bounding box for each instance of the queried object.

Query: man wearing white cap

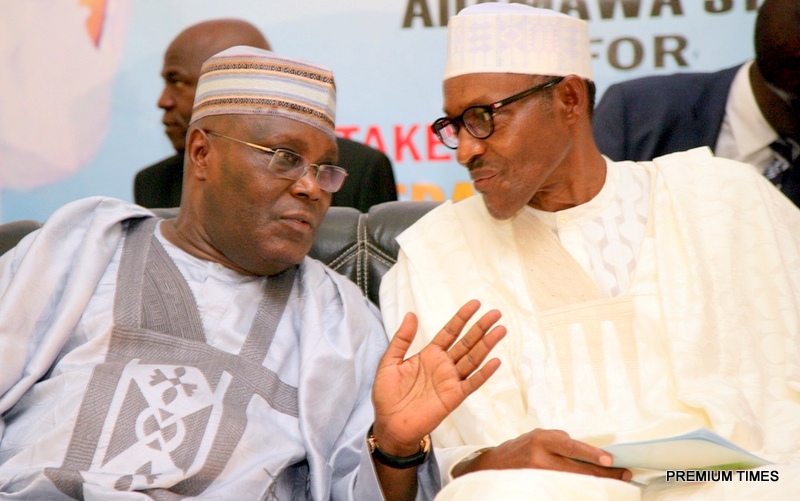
[380,3,800,499]
[0,46,507,500]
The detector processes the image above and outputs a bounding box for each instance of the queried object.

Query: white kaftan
[381,148,800,499]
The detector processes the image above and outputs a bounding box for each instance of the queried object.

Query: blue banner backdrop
[0,0,759,222]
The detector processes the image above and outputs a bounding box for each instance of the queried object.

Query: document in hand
[601,429,771,471]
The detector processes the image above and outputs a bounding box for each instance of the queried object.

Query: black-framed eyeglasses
[204,130,348,193]
[431,77,564,149]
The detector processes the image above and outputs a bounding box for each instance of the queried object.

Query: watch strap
[367,424,431,469]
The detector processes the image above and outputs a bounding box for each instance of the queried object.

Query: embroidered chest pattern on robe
[43,217,298,499]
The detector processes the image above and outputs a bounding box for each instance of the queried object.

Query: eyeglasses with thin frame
[204,130,348,193]
[431,77,564,149]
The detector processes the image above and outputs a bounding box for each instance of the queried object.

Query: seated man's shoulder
[653,147,773,189]
[299,256,372,303]
[134,154,184,208]
[135,154,183,181]
[336,137,390,166]
[605,64,741,98]
[58,196,151,220]
[655,146,750,171]
[297,257,385,339]
[4,197,151,263]
[399,196,488,242]
[331,137,397,210]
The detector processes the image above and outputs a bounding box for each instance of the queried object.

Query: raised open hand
[371,300,506,455]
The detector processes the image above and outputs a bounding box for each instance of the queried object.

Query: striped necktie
[768,137,800,207]
[765,137,798,187]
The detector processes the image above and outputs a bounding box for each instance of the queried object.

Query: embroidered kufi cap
[190,46,336,138]
[444,3,592,80]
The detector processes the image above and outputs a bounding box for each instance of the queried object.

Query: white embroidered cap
[444,3,592,80]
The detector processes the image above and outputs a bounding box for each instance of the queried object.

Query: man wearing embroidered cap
[134,18,398,213]
[0,46,507,500]
[380,3,800,499]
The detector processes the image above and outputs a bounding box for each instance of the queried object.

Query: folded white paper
[602,429,771,471]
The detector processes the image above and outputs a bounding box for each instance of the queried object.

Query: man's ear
[186,128,211,180]
[555,75,587,125]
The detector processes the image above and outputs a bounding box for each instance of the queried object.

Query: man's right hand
[452,428,631,481]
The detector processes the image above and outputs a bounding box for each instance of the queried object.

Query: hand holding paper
[602,429,770,471]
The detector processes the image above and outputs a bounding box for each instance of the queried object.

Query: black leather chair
[0,201,440,307]
[310,201,440,306]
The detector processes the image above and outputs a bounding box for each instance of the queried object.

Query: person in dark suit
[134,19,397,212]
[593,0,799,206]
[593,66,739,162]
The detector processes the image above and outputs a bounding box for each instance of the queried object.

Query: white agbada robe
[380,148,800,499]
[0,197,439,500]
